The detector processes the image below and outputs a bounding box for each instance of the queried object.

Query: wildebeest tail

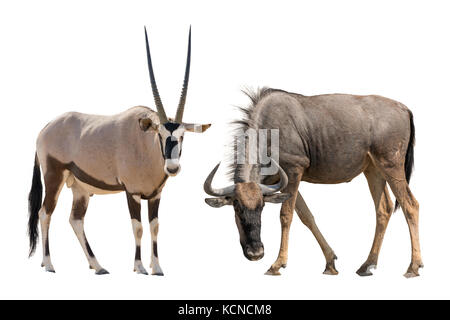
[395,110,415,211]
[28,153,43,257]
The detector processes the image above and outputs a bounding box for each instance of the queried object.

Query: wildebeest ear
[139,118,158,132]
[205,197,232,208]
[263,193,291,204]
[184,123,211,133]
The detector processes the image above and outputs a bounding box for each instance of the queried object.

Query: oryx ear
[263,193,291,204]
[184,123,211,133]
[139,118,158,132]
[205,197,232,208]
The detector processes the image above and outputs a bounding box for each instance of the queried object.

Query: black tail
[28,153,42,257]
[395,110,415,211]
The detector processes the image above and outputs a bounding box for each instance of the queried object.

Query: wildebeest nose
[245,244,264,261]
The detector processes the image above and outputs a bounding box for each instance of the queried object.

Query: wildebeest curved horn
[259,159,288,195]
[174,26,191,123]
[144,26,168,124]
[204,162,236,197]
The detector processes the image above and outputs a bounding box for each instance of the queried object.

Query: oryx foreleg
[265,168,303,276]
[126,193,148,275]
[148,196,163,276]
[70,183,108,275]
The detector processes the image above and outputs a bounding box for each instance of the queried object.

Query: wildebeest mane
[226,87,290,182]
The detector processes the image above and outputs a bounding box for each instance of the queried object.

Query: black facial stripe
[165,136,179,159]
[158,134,165,159]
[164,122,181,133]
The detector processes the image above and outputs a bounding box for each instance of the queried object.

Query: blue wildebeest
[27,27,210,275]
[204,88,421,277]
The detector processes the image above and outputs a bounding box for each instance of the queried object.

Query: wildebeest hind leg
[69,182,109,275]
[295,192,338,275]
[265,168,303,276]
[384,172,423,278]
[357,164,393,276]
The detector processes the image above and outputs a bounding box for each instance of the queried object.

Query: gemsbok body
[204,87,422,277]
[28,27,210,275]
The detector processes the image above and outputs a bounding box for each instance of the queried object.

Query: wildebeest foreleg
[357,165,393,276]
[265,169,303,276]
[148,196,163,276]
[126,193,148,275]
[70,184,108,275]
[295,192,338,275]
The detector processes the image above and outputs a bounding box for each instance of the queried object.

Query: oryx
[27,27,210,275]
[204,88,422,277]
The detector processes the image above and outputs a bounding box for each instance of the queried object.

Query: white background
[0,0,449,299]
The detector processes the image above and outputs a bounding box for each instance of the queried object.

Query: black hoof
[152,272,164,276]
[96,268,110,275]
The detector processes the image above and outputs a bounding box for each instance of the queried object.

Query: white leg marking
[69,218,104,273]
[131,218,148,275]
[39,208,55,272]
[150,218,163,275]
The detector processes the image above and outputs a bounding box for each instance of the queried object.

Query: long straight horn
[175,26,191,123]
[144,26,168,124]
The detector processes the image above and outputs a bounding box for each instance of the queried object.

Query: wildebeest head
[141,26,210,176]
[203,161,290,261]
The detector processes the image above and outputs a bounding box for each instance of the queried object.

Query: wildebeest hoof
[356,264,376,277]
[95,268,110,275]
[323,266,339,275]
[152,272,164,276]
[46,268,56,273]
[323,259,339,275]
[265,268,281,276]
[404,262,423,278]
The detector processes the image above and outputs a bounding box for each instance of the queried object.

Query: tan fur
[235,183,264,210]
[37,106,165,196]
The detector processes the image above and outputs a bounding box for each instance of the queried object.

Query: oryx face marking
[158,122,184,176]
[143,26,211,177]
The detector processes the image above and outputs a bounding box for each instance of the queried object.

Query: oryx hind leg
[295,192,338,275]
[357,163,394,276]
[39,162,68,272]
[69,181,108,275]
[126,192,148,275]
